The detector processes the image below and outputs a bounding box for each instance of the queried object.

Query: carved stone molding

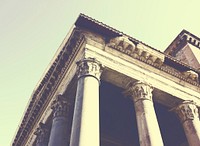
[34,123,49,144]
[125,81,153,103]
[107,36,164,68]
[107,36,136,54]
[174,101,199,123]
[107,36,200,87]
[13,29,85,146]
[76,58,103,81]
[182,70,199,83]
[51,94,70,119]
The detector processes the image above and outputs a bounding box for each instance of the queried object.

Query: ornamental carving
[51,94,69,118]
[107,36,200,86]
[182,70,199,83]
[34,123,49,144]
[13,29,85,146]
[125,81,153,103]
[76,58,103,80]
[107,36,164,68]
[175,101,199,123]
[107,36,136,54]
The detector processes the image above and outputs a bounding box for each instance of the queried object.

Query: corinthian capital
[34,123,49,144]
[174,101,199,123]
[125,81,153,102]
[76,58,103,81]
[51,94,69,118]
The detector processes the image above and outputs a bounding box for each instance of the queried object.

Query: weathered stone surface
[34,123,49,146]
[174,101,200,146]
[12,15,200,146]
[125,81,153,102]
[70,58,102,146]
[48,94,70,146]
[76,57,103,80]
[126,81,164,146]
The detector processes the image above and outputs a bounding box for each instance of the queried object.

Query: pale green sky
[1,0,200,145]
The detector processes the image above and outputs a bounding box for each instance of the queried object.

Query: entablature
[84,43,200,107]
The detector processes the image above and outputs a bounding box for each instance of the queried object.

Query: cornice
[77,14,200,82]
[106,36,200,87]
[76,14,163,54]
[12,28,85,146]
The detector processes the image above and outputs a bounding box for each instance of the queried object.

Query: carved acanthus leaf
[76,58,103,81]
[174,101,199,123]
[51,94,69,118]
[34,123,49,144]
[125,81,153,102]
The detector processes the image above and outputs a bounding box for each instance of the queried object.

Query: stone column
[70,58,103,146]
[174,101,200,146]
[48,94,70,146]
[34,123,49,146]
[126,81,164,146]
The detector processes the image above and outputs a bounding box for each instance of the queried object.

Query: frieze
[13,28,85,146]
[160,65,199,86]
[107,37,164,68]
[107,36,136,54]
[107,36,200,86]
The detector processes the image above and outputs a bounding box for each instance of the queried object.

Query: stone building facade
[12,14,200,146]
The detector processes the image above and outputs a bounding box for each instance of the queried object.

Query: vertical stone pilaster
[48,94,70,146]
[174,101,200,146]
[34,123,49,146]
[70,58,103,146]
[125,81,164,146]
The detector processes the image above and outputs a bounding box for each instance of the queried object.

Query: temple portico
[13,14,200,146]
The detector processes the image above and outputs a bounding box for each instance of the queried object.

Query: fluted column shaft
[48,95,70,146]
[70,58,103,146]
[126,81,164,146]
[175,101,200,146]
[34,123,49,146]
